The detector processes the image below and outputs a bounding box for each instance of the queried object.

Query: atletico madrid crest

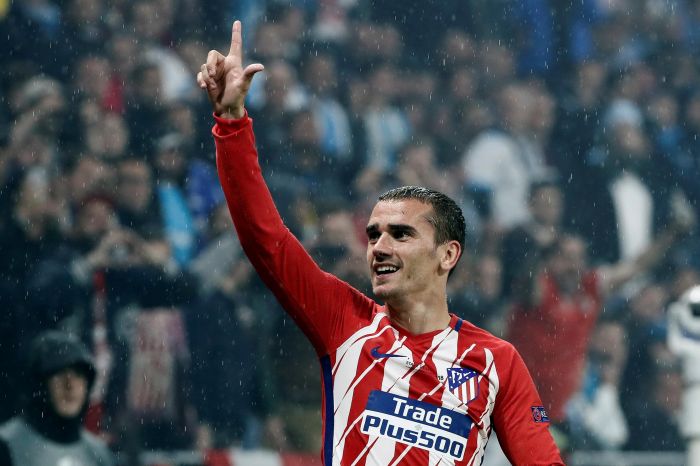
[446,367,479,404]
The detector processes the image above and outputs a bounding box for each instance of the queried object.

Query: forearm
[213,112,359,352]
[213,112,289,255]
[602,227,677,293]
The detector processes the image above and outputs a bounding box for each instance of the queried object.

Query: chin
[373,286,391,300]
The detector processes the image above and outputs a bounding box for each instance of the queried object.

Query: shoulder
[80,430,115,465]
[0,418,27,441]
[465,130,516,159]
[456,319,518,358]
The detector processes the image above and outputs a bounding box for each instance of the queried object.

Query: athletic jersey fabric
[213,113,564,466]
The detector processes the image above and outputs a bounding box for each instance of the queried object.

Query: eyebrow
[365,223,418,236]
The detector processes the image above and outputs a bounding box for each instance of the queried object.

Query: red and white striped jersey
[214,114,564,466]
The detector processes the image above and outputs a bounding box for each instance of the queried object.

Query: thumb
[240,63,265,89]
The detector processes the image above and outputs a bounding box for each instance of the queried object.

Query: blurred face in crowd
[549,236,587,294]
[530,85,556,138]
[68,0,103,25]
[131,63,162,104]
[76,55,110,100]
[290,111,321,171]
[319,209,358,250]
[610,122,651,168]
[474,255,502,300]
[460,100,495,139]
[529,184,563,227]
[131,0,169,42]
[75,198,117,245]
[167,103,196,142]
[441,30,475,68]
[305,54,338,96]
[109,33,138,77]
[369,65,398,105]
[449,68,478,103]
[265,61,296,111]
[479,42,515,87]
[14,171,56,238]
[575,61,606,106]
[647,92,678,128]
[48,368,88,418]
[69,157,115,204]
[629,284,668,322]
[118,159,153,213]
[15,137,52,170]
[254,23,287,61]
[589,321,627,365]
[498,84,533,134]
[154,140,187,182]
[177,39,208,75]
[85,113,129,160]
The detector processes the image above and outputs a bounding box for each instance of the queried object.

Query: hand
[669,191,696,236]
[196,20,264,119]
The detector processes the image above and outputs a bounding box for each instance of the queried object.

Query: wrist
[216,106,245,120]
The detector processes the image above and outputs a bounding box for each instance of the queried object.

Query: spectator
[550,60,607,193]
[566,320,629,450]
[571,98,676,262]
[448,254,505,332]
[507,217,690,426]
[625,363,685,451]
[462,82,551,229]
[152,132,223,267]
[115,157,169,264]
[0,331,115,466]
[302,51,355,173]
[501,178,564,297]
[359,63,411,174]
[619,283,672,418]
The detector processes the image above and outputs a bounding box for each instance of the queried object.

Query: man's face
[118,161,153,212]
[530,186,562,226]
[75,199,115,244]
[366,199,449,304]
[47,368,88,418]
[549,237,587,292]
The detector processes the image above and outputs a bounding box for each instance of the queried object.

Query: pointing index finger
[229,20,243,64]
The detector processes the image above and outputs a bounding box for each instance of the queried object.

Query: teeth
[377,266,398,273]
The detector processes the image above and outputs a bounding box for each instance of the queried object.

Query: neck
[24,401,82,443]
[386,299,451,335]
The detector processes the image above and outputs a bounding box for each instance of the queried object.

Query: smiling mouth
[375,265,399,276]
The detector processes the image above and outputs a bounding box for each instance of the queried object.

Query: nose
[371,233,393,258]
[59,369,83,388]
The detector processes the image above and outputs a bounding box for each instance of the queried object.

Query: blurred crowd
[2,0,700,462]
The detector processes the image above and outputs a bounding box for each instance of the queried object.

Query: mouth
[374,264,399,278]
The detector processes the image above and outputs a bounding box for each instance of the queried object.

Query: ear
[439,240,462,273]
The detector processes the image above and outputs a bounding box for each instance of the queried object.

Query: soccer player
[197,21,564,465]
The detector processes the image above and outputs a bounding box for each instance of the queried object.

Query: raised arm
[598,206,695,295]
[197,22,374,354]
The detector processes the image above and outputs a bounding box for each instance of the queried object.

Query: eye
[367,230,380,243]
[393,229,410,240]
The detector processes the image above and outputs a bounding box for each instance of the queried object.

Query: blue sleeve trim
[321,355,334,466]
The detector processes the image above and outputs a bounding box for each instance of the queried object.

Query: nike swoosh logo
[371,345,404,359]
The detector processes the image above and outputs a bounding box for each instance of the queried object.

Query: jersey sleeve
[491,343,565,465]
[213,113,374,354]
